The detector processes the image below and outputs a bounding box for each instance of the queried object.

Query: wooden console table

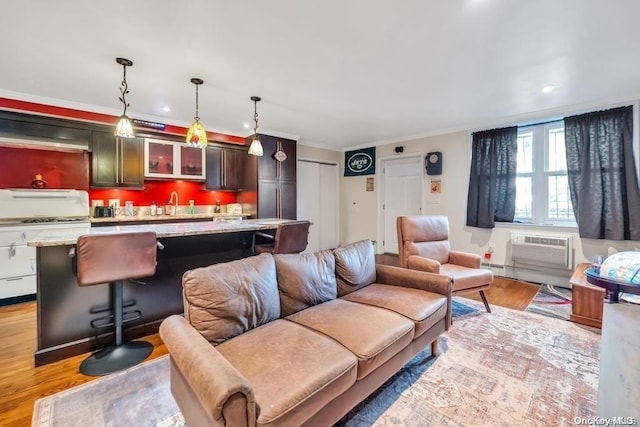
[570,263,605,328]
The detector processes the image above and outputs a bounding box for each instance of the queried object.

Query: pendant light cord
[119,63,130,116]
[253,100,259,135]
[194,84,200,121]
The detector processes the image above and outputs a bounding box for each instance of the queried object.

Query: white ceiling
[2,0,640,150]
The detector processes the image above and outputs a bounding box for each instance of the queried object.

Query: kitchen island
[28,219,288,366]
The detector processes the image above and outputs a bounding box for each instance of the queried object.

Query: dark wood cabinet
[0,111,91,148]
[205,146,247,191]
[237,134,297,219]
[91,131,144,188]
[257,135,296,181]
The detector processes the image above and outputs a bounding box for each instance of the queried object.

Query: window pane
[516,131,533,173]
[515,176,532,219]
[547,127,567,172]
[548,175,574,219]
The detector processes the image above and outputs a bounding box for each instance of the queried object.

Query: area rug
[33,299,600,427]
[526,284,573,321]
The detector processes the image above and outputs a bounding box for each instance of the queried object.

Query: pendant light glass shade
[186,78,207,148]
[248,135,263,156]
[114,58,135,138]
[115,114,134,138]
[248,96,263,156]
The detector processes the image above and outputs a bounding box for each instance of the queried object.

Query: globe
[600,251,640,284]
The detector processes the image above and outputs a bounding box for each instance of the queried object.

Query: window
[514,122,575,225]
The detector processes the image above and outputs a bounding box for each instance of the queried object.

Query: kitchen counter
[30,218,291,366]
[28,219,289,247]
[90,212,250,224]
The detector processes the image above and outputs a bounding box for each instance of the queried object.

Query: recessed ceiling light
[541,85,556,94]
[162,105,171,112]
[243,123,250,129]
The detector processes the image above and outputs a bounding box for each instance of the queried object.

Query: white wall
[340,128,640,286]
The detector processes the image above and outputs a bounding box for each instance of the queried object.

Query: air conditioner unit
[510,233,573,270]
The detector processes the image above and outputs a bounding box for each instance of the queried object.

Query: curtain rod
[518,118,563,128]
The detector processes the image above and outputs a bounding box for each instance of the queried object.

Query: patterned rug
[526,284,573,321]
[32,299,600,427]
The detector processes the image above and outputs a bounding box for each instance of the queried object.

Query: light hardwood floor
[0,302,168,427]
[0,256,541,426]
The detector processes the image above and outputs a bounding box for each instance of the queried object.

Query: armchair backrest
[273,220,311,254]
[397,215,451,267]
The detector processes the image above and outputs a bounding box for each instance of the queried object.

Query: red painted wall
[89,181,236,208]
[0,146,90,189]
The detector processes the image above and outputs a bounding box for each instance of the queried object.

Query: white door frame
[297,157,341,248]
[376,153,425,254]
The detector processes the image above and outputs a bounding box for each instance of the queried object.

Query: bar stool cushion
[76,232,158,286]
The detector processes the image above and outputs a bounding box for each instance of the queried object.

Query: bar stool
[252,220,311,254]
[71,231,160,376]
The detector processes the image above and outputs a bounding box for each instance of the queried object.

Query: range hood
[0,115,90,152]
[0,135,89,152]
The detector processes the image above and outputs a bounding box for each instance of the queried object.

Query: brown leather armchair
[252,220,311,254]
[397,215,493,312]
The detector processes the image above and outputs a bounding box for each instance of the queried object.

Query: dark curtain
[564,106,640,240]
[466,127,518,228]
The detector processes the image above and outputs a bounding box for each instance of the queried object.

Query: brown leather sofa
[159,239,452,426]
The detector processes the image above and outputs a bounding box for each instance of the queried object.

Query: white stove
[0,189,90,301]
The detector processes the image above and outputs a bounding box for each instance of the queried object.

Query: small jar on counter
[150,201,157,216]
[156,206,163,216]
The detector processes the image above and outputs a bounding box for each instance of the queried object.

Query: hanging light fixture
[248,96,263,156]
[186,78,208,148]
[114,57,134,138]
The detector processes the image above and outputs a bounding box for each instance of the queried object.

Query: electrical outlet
[108,199,120,208]
[488,242,495,253]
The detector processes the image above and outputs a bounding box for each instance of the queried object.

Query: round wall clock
[426,151,442,175]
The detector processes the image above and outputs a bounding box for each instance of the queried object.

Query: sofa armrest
[449,250,482,269]
[376,264,451,296]
[159,315,257,426]
[376,264,452,329]
[406,254,441,273]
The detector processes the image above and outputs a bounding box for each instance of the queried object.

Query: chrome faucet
[168,191,178,215]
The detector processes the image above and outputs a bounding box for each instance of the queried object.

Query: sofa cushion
[274,250,337,316]
[341,283,448,338]
[334,239,376,297]
[182,253,280,345]
[286,299,414,380]
[441,263,493,292]
[215,319,358,427]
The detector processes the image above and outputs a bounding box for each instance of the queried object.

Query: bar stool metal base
[79,340,153,376]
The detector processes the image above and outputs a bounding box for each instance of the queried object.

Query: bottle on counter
[188,200,196,214]
[214,200,221,213]
[150,201,157,216]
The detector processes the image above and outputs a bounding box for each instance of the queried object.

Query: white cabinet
[144,138,206,180]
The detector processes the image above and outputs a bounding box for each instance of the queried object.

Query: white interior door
[297,160,339,253]
[382,156,422,253]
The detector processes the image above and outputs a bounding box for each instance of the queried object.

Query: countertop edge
[28,220,289,247]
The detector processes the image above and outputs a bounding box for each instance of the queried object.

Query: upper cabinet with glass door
[144,138,206,180]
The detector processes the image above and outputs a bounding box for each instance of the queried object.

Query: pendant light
[248,96,264,156]
[186,78,208,148]
[114,58,134,138]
